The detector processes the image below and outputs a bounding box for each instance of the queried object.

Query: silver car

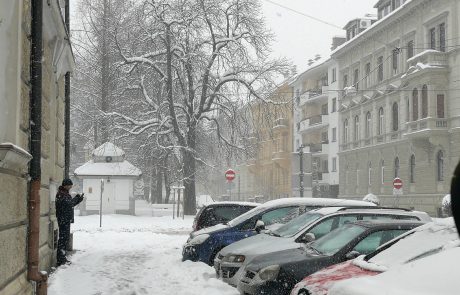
[214,207,431,286]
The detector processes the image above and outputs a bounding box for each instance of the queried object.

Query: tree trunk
[164,171,170,204]
[100,0,110,144]
[155,167,163,204]
[183,128,197,215]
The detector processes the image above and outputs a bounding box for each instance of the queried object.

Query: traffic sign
[393,177,403,190]
[225,169,236,181]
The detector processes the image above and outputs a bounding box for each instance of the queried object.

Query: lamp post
[298,145,305,198]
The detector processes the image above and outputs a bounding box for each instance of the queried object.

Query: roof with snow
[74,160,142,177]
[92,142,125,158]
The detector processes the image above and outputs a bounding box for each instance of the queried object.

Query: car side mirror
[255,220,265,233]
[345,251,361,260]
[301,233,316,243]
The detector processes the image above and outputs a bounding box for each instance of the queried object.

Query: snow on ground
[48,201,238,295]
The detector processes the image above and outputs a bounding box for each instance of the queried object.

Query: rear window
[198,205,253,227]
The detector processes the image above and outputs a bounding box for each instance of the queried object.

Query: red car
[290,219,458,295]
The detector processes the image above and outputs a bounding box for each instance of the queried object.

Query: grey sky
[261,0,376,71]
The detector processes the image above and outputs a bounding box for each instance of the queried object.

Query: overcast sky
[261,0,376,72]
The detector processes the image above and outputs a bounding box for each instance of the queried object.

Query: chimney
[331,36,347,51]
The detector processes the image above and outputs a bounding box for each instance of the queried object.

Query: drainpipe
[29,0,48,293]
[64,0,70,178]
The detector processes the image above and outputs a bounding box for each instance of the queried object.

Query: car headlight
[258,265,280,281]
[223,254,246,263]
[189,234,210,245]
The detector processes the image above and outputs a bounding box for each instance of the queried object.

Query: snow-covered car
[237,220,423,295]
[290,218,458,295]
[215,207,431,286]
[328,243,460,295]
[192,201,258,232]
[183,198,375,265]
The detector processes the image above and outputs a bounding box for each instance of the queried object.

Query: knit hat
[62,178,73,186]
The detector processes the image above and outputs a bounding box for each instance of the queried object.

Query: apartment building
[335,0,460,215]
[291,57,341,198]
[247,82,293,200]
[0,0,74,293]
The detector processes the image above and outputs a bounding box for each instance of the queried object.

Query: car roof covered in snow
[205,201,259,207]
[258,197,376,208]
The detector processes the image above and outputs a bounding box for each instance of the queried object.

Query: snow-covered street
[48,202,238,295]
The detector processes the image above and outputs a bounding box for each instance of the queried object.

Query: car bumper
[214,259,245,286]
[237,272,289,295]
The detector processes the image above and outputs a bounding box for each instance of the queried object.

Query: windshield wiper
[307,245,322,255]
[269,231,281,237]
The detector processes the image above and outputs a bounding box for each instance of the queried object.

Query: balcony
[272,150,290,164]
[404,50,449,80]
[404,117,449,139]
[273,118,289,132]
[313,172,329,183]
[299,86,329,106]
[298,115,329,133]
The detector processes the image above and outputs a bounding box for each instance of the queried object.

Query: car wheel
[298,289,310,295]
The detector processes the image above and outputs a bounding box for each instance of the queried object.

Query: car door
[349,229,409,256]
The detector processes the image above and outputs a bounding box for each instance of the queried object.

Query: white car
[215,207,431,286]
[329,232,460,295]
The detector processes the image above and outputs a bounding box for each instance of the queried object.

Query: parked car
[237,220,423,295]
[192,202,258,232]
[290,218,458,295]
[216,207,431,286]
[183,198,375,265]
[329,244,460,295]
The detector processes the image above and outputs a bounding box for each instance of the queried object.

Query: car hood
[246,247,325,272]
[219,233,297,257]
[190,223,229,238]
[293,259,379,295]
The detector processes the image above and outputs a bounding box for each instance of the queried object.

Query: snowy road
[48,205,239,295]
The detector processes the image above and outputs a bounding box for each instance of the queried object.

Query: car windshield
[309,224,366,256]
[362,221,459,269]
[227,206,267,227]
[271,213,323,238]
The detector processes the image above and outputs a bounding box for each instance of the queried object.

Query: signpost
[99,179,104,227]
[393,177,403,207]
[225,169,236,200]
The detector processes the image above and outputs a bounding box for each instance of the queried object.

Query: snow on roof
[259,197,374,208]
[92,142,125,158]
[290,57,332,86]
[331,243,460,295]
[332,0,413,57]
[74,159,141,177]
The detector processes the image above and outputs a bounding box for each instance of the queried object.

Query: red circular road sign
[225,169,236,181]
[393,178,403,190]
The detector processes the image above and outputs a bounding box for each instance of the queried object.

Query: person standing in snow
[56,178,84,266]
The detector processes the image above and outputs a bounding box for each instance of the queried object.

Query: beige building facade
[0,0,74,294]
[335,0,460,215]
[246,82,293,201]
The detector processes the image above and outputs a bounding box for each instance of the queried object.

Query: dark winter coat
[56,186,84,225]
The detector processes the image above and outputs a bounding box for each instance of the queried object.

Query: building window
[365,111,372,138]
[368,162,372,186]
[392,102,399,131]
[332,68,337,82]
[365,62,371,88]
[437,150,444,181]
[322,104,328,115]
[343,120,349,143]
[354,115,360,141]
[332,98,337,112]
[394,157,400,178]
[332,127,337,142]
[322,131,328,143]
[439,23,446,52]
[430,27,436,50]
[377,56,384,82]
[437,94,445,118]
[407,40,414,59]
[332,157,337,172]
[343,74,348,87]
[422,85,428,118]
[406,98,410,122]
[412,88,419,121]
[392,48,399,74]
[353,69,359,90]
[410,154,416,183]
[378,107,384,135]
[381,160,385,184]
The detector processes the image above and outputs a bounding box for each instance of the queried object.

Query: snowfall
[48,201,238,295]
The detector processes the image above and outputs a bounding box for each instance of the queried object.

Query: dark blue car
[182,198,375,265]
